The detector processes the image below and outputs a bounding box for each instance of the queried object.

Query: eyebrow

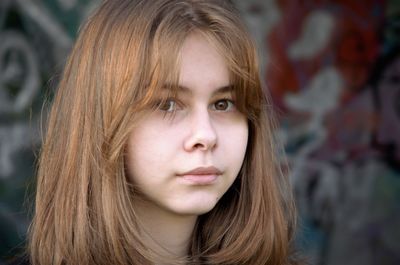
[162,84,234,96]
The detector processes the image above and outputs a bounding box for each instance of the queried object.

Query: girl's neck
[135,199,198,259]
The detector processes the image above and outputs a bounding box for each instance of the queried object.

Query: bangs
[198,30,264,122]
[130,12,191,112]
[117,0,264,123]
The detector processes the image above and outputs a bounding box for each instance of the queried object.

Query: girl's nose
[183,109,217,152]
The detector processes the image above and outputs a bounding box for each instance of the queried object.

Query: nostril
[191,139,216,151]
[194,143,204,149]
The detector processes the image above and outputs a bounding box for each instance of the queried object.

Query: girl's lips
[181,174,219,185]
[178,166,222,185]
[180,166,222,176]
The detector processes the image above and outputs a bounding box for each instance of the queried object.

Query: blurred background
[0,0,399,264]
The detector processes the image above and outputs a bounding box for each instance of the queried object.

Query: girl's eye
[212,99,234,111]
[158,99,179,112]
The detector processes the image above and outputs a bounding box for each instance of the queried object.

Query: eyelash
[211,98,235,111]
[157,99,182,112]
[156,98,236,113]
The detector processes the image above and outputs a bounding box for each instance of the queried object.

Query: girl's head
[125,31,249,217]
[30,0,297,264]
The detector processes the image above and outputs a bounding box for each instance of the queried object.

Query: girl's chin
[168,200,220,216]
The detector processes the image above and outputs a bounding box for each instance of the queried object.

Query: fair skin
[125,32,248,259]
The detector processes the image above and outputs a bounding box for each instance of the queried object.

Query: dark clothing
[8,255,30,265]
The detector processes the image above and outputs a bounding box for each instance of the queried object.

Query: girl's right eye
[158,99,179,112]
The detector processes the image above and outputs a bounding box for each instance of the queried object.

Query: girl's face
[125,32,248,216]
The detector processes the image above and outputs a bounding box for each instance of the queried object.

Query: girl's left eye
[212,99,234,111]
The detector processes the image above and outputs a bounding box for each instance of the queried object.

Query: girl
[28,0,299,264]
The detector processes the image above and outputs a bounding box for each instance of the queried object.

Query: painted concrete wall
[1,0,399,264]
[234,1,400,264]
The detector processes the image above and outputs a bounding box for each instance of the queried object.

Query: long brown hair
[29,0,298,264]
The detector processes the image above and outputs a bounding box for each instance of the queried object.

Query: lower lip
[181,174,219,185]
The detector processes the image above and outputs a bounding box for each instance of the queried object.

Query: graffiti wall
[236,0,400,264]
[0,0,100,263]
[1,0,399,264]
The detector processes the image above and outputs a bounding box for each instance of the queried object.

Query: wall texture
[234,1,400,264]
[1,0,399,264]
[0,0,100,262]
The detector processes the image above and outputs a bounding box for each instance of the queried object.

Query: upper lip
[179,166,222,176]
